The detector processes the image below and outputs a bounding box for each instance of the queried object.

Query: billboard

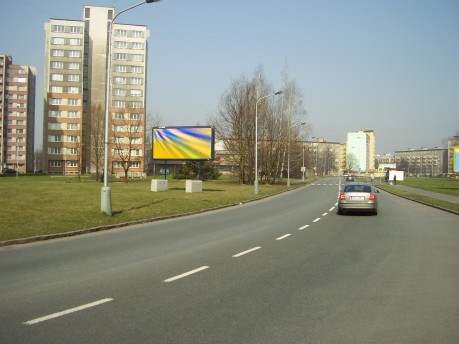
[152,126,215,160]
[454,147,459,173]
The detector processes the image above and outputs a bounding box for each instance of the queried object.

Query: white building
[347,131,369,172]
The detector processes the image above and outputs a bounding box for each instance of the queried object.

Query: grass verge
[0,175,313,243]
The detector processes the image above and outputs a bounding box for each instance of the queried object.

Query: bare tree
[111,108,144,182]
[89,104,105,181]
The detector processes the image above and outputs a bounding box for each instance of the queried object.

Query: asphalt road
[1,177,458,343]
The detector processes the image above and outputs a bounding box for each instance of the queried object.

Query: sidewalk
[381,183,459,205]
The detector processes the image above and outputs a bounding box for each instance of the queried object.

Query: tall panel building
[43,6,149,176]
[0,54,36,173]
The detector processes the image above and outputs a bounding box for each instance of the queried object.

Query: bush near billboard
[152,126,215,161]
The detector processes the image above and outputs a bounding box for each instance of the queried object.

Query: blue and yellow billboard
[454,147,459,173]
[152,126,215,160]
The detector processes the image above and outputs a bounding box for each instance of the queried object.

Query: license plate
[350,196,364,201]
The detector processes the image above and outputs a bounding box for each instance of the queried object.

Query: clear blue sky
[2,0,458,154]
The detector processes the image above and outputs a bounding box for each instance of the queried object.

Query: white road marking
[24,298,113,325]
[313,218,321,223]
[163,266,209,282]
[298,224,310,230]
[322,213,328,216]
[276,234,291,241]
[329,207,335,211]
[232,246,262,258]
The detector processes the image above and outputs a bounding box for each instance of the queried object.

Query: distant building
[346,130,375,173]
[43,6,149,176]
[395,148,448,177]
[0,54,36,173]
[447,135,459,175]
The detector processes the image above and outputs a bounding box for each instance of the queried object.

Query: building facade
[0,54,36,173]
[395,148,448,177]
[43,6,149,176]
[347,131,369,172]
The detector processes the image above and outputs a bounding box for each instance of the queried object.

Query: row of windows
[113,77,143,85]
[49,160,79,167]
[48,123,79,130]
[49,98,80,106]
[51,49,82,58]
[113,89,143,97]
[52,37,82,46]
[112,100,143,108]
[114,161,141,168]
[52,25,82,34]
[114,41,144,50]
[114,53,144,62]
[51,61,81,70]
[113,149,142,156]
[51,74,80,82]
[113,125,141,132]
[113,113,142,120]
[50,86,80,94]
[49,110,80,118]
[114,29,145,38]
[113,137,142,144]
[49,135,80,143]
[49,147,80,155]
[6,128,26,134]
[114,65,143,73]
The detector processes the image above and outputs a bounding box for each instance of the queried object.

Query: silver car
[338,182,378,215]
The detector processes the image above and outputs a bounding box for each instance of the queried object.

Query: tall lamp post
[254,90,283,195]
[101,0,160,215]
[287,122,306,187]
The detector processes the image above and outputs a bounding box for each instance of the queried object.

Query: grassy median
[0,175,311,243]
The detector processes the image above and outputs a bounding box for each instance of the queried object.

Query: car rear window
[344,185,371,193]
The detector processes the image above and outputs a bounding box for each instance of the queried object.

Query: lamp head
[274,91,283,95]
[146,0,160,3]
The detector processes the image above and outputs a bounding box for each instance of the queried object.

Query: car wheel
[338,208,344,215]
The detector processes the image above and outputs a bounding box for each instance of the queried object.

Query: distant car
[338,182,378,215]
[345,175,354,182]
[3,169,17,175]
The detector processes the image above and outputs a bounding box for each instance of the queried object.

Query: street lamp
[254,90,283,195]
[101,0,160,215]
[287,122,306,187]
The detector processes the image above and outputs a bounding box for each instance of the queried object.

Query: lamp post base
[101,186,112,216]
[254,180,259,195]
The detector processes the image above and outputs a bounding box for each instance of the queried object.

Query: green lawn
[398,177,459,197]
[0,175,309,242]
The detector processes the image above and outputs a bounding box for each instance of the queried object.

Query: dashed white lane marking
[322,213,328,216]
[329,207,335,211]
[24,298,113,325]
[313,218,321,223]
[232,246,262,258]
[276,234,291,241]
[164,266,210,283]
[298,224,310,230]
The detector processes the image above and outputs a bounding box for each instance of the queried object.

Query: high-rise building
[0,54,36,173]
[346,131,370,173]
[43,6,149,176]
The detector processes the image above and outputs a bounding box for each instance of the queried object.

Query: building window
[52,25,65,32]
[114,88,126,96]
[68,99,79,105]
[113,100,126,108]
[69,26,81,34]
[50,98,62,105]
[132,54,143,62]
[52,74,64,81]
[114,112,125,119]
[51,135,62,142]
[50,147,61,154]
[131,66,143,73]
[132,42,144,50]
[52,37,65,45]
[68,74,80,82]
[130,101,142,108]
[114,77,127,84]
[131,77,143,85]
[115,65,128,72]
[130,149,140,156]
[51,61,64,69]
[67,148,78,155]
[69,50,81,58]
[51,86,63,93]
[68,111,79,118]
[130,113,141,120]
[114,161,124,168]
[52,49,65,57]
[115,29,128,37]
[67,135,78,142]
[68,86,79,94]
[67,123,79,130]
[130,90,142,97]
[114,125,124,132]
[66,161,78,167]
[115,41,128,49]
[132,31,144,38]
[115,53,127,61]
[49,123,62,130]
[49,110,62,117]
[130,161,140,168]
[50,160,62,167]
[69,38,81,46]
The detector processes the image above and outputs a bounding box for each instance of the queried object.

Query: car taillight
[339,193,346,200]
[369,193,376,201]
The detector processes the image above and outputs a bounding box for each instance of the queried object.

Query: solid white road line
[24,298,113,325]
[164,266,210,283]
[313,218,321,223]
[276,234,291,241]
[298,224,310,230]
[232,246,262,258]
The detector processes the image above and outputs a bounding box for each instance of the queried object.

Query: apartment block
[43,6,149,176]
[0,54,36,173]
[346,130,376,173]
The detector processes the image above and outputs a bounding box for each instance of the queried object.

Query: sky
[2,0,458,154]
